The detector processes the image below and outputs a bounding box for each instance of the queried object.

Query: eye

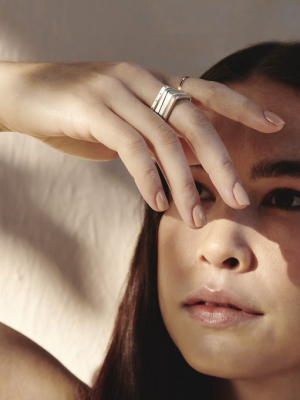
[195,181,215,201]
[195,180,300,213]
[263,188,300,211]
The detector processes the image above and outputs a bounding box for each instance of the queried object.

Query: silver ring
[151,85,191,121]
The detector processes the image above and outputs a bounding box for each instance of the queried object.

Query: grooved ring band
[151,85,192,121]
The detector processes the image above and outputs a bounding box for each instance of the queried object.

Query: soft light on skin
[157,76,300,400]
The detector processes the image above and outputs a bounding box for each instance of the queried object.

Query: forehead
[204,77,300,166]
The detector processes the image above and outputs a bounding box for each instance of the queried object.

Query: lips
[183,286,263,315]
[195,301,242,311]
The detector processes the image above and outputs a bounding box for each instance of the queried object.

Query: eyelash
[195,181,300,212]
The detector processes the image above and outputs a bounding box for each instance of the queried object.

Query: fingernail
[233,182,250,206]
[192,205,207,228]
[156,190,169,211]
[263,111,285,126]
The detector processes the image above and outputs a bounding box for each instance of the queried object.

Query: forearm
[0,61,26,132]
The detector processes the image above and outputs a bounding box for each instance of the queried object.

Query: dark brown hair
[89,40,300,399]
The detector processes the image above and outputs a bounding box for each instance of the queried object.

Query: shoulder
[0,322,91,399]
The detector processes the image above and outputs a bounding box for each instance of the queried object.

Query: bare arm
[0,322,90,399]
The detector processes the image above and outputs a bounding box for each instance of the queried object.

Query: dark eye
[195,181,214,201]
[195,181,300,213]
[195,180,300,212]
[263,188,300,211]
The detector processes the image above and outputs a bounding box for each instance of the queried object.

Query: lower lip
[184,304,263,328]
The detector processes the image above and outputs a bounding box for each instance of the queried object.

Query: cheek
[157,212,200,354]
[157,215,180,304]
[157,211,300,380]
[157,213,187,328]
[157,212,195,304]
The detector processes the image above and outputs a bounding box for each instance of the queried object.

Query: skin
[157,76,300,400]
[0,322,90,399]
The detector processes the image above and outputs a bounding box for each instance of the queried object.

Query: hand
[0,61,285,229]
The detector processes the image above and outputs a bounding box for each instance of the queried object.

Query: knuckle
[220,155,235,173]
[100,75,123,93]
[121,132,145,150]
[143,166,158,183]
[188,107,211,127]
[204,81,225,108]
[99,76,127,108]
[153,123,178,146]
[237,98,257,123]
[115,61,146,77]
[181,179,197,197]
[240,97,254,112]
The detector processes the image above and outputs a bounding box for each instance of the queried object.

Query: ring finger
[103,81,219,228]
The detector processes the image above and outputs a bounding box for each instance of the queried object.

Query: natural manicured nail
[233,182,250,206]
[263,111,285,126]
[192,205,207,228]
[156,190,169,211]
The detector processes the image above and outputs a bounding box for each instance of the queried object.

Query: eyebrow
[191,160,300,181]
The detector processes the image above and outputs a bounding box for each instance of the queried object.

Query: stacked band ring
[151,85,192,121]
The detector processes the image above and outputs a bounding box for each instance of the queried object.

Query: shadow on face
[157,77,300,382]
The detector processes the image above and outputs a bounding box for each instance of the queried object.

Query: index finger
[163,76,285,132]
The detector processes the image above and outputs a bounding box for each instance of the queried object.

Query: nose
[195,222,253,274]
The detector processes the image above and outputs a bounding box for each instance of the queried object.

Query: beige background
[0,0,299,386]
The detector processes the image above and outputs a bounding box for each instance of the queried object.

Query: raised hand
[0,61,285,228]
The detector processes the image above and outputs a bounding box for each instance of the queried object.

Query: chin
[180,349,261,380]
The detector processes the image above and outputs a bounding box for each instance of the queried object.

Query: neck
[210,369,300,400]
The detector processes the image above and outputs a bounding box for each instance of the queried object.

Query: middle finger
[168,100,249,210]
[106,81,207,229]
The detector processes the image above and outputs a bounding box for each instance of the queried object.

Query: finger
[112,64,284,133]
[110,65,281,215]
[87,105,173,215]
[167,101,250,209]
[164,76,285,133]
[100,79,206,229]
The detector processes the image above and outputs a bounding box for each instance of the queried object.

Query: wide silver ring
[151,85,191,121]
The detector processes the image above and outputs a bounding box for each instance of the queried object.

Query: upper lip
[183,285,264,315]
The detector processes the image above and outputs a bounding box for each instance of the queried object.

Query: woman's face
[157,76,300,381]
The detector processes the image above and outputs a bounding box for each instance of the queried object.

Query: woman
[0,41,294,399]
[90,41,300,399]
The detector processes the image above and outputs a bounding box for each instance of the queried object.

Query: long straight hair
[89,40,300,399]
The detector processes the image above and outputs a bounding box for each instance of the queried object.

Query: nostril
[226,257,239,268]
